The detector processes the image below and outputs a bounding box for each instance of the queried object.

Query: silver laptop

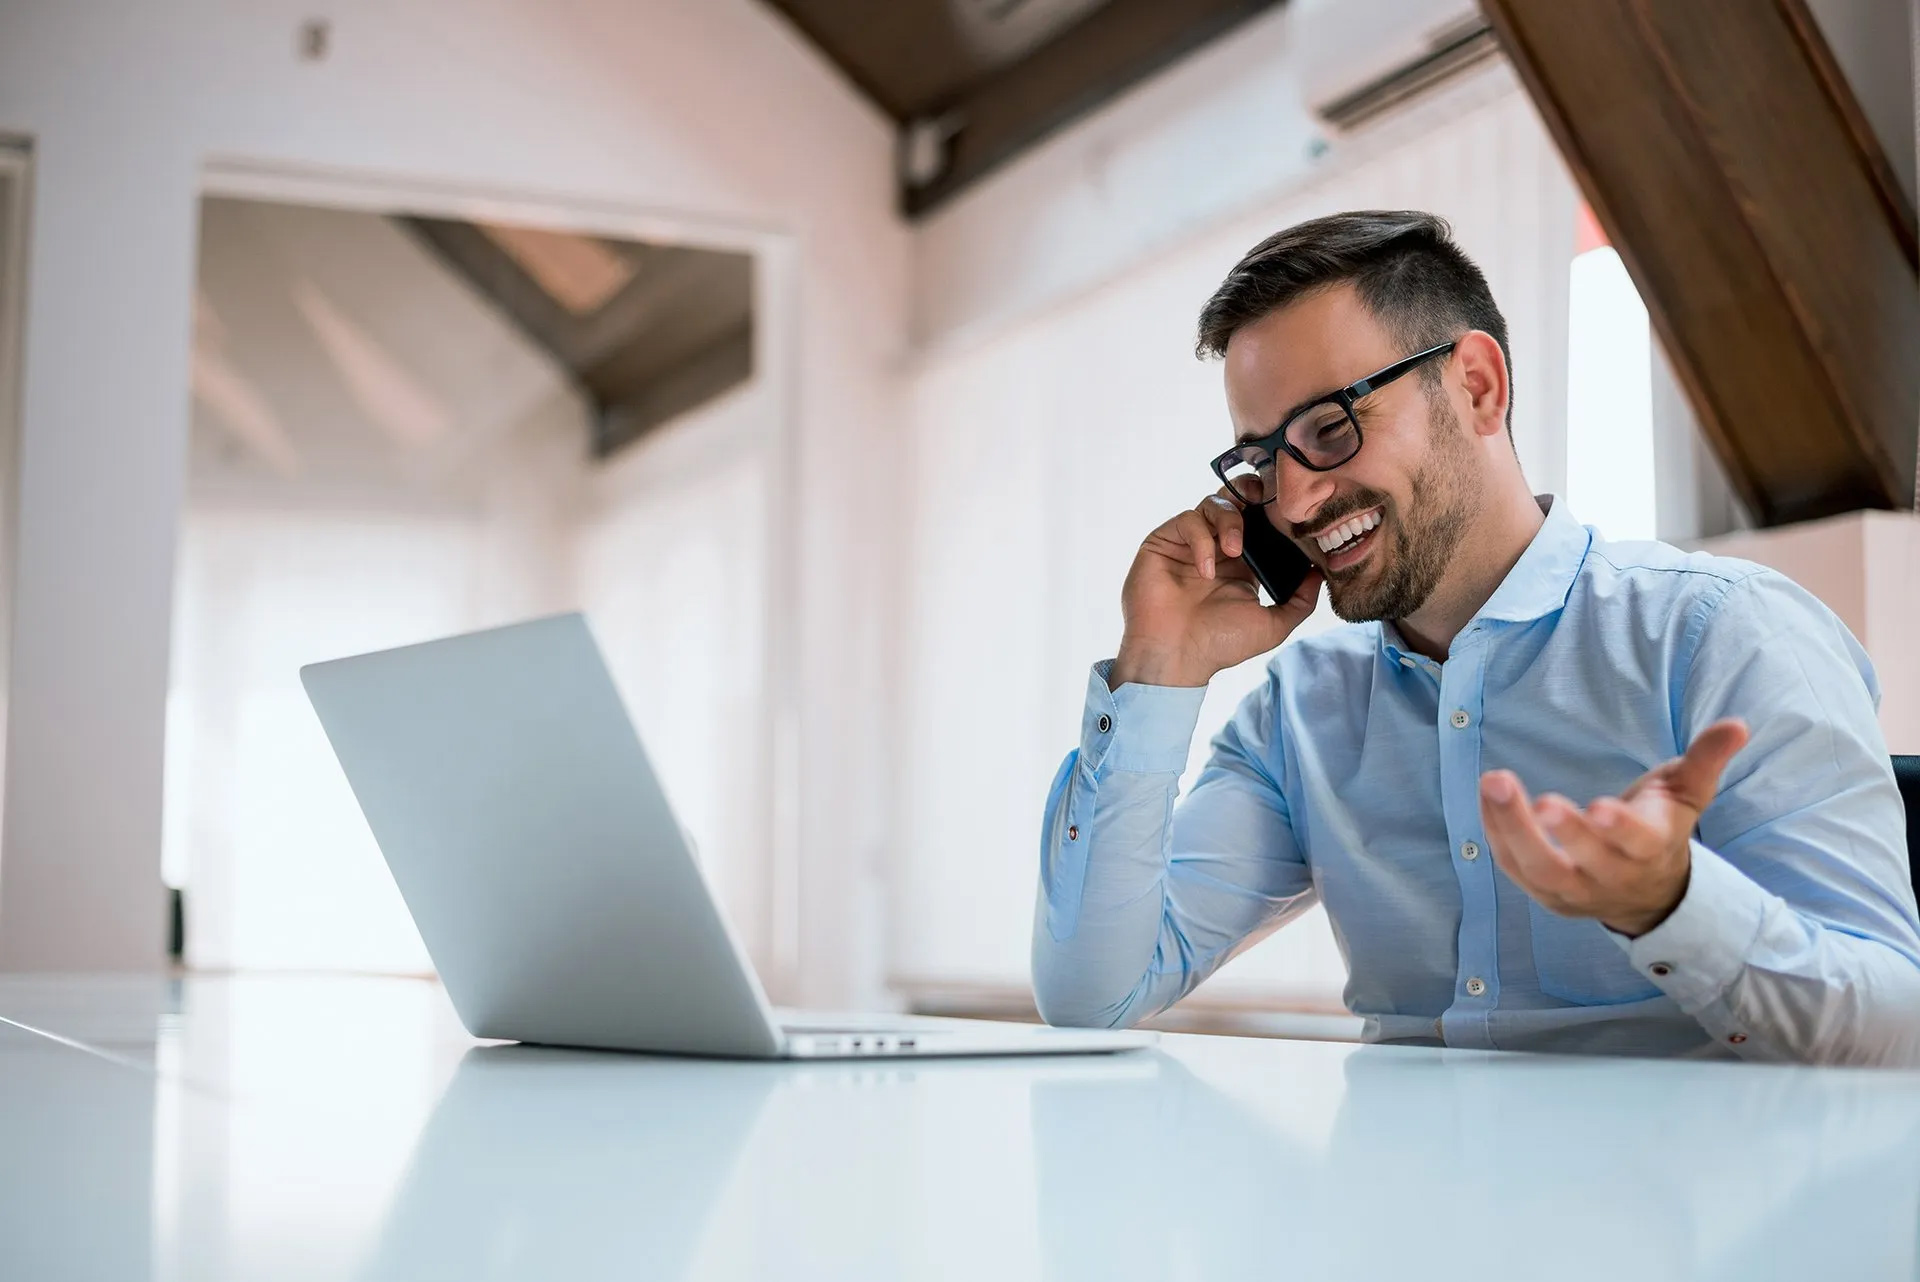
[301,613,1153,1060]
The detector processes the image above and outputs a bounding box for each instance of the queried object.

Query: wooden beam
[1482,0,1919,524]
[902,0,1285,218]
[402,218,754,455]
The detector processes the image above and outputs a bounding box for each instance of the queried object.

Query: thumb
[1665,718,1750,811]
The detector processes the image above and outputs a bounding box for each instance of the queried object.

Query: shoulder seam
[1588,547,1770,588]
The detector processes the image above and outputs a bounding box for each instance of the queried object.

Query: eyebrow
[1237,389,1331,445]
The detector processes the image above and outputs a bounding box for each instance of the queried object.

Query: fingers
[1665,718,1749,811]
[1584,794,1667,860]
[1168,509,1221,579]
[1536,795,1634,874]
[1199,494,1245,559]
[1171,496,1251,579]
[1479,771,1592,909]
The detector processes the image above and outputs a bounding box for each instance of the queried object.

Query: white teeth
[1315,509,1382,554]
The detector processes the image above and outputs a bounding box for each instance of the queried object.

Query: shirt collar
[1378,495,1590,664]
[1474,494,1590,625]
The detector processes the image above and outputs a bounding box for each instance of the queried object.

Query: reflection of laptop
[302,613,1152,1060]
[360,1045,1166,1282]
[359,1046,778,1280]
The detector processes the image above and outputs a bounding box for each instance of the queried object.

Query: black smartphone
[1237,502,1315,605]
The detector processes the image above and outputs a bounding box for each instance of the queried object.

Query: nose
[1269,453,1338,535]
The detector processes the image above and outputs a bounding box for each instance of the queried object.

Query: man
[1031,210,1920,1064]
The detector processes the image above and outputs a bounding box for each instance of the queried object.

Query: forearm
[1031,751,1190,1029]
[1032,661,1313,1029]
[1032,664,1207,1028]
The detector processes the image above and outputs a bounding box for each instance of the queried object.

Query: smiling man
[1031,210,1920,1064]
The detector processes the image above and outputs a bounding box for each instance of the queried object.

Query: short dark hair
[1196,210,1512,432]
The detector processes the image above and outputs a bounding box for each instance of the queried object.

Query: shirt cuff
[1610,840,1771,1011]
[1082,660,1207,774]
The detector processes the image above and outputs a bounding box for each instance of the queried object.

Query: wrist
[1110,642,1211,690]
[1604,861,1692,939]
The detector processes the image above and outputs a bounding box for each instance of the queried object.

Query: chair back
[1894,755,1920,900]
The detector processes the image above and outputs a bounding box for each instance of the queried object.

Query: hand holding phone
[1110,491,1324,690]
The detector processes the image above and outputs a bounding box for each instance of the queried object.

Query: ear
[1453,330,1509,439]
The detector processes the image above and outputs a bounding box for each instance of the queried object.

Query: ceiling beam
[1482,0,1919,525]
[903,0,1284,217]
[402,218,754,458]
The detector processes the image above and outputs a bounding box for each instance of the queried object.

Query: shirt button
[1096,714,1111,734]
[1465,977,1486,997]
[1649,962,1672,977]
[1450,709,1471,729]
[1067,825,1079,841]
[1460,840,1480,861]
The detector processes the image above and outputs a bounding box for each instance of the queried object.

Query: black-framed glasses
[1209,341,1456,504]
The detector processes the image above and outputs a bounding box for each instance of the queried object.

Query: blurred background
[0,0,1913,1036]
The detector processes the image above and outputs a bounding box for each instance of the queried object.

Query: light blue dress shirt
[1033,497,1920,1064]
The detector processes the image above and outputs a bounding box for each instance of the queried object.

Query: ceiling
[762,0,1287,216]
[403,218,753,459]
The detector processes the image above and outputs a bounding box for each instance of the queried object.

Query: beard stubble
[1325,394,1482,625]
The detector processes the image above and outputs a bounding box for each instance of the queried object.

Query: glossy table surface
[3,974,1918,1281]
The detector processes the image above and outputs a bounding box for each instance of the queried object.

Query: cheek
[1335,457,1412,512]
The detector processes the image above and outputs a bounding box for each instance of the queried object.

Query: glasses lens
[1288,401,1359,469]
[1219,447,1273,504]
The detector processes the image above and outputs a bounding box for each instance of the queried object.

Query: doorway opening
[165,176,792,987]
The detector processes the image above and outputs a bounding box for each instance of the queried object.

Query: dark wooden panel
[403,218,754,456]
[596,325,754,458]
[1482,0,1918,524]
[762,0,1074,120]
[762,0,1284,217]
[905,0,1283,216]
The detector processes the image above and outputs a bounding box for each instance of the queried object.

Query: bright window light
[1565,247,1656,541]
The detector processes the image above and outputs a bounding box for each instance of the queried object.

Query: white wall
[0,150,26,838]
[1698,512,1920,754]
[0,0,910,990]
[895,82,1580,1004]
[0,0,910,995]
[911,0,1483,352]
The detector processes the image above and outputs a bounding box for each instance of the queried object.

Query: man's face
[1222,283,1482,624]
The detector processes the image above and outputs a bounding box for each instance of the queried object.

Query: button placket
[1436,635,1498,1046]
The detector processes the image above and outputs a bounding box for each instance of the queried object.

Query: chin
[1325,582,1381,624]
[1328,559,1410,623]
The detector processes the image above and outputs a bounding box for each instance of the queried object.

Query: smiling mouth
[1311,508,1382,558]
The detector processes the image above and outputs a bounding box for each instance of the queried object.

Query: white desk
[3,974,1917,1281]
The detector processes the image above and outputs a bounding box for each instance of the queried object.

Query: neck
[1393,482,1545,661]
